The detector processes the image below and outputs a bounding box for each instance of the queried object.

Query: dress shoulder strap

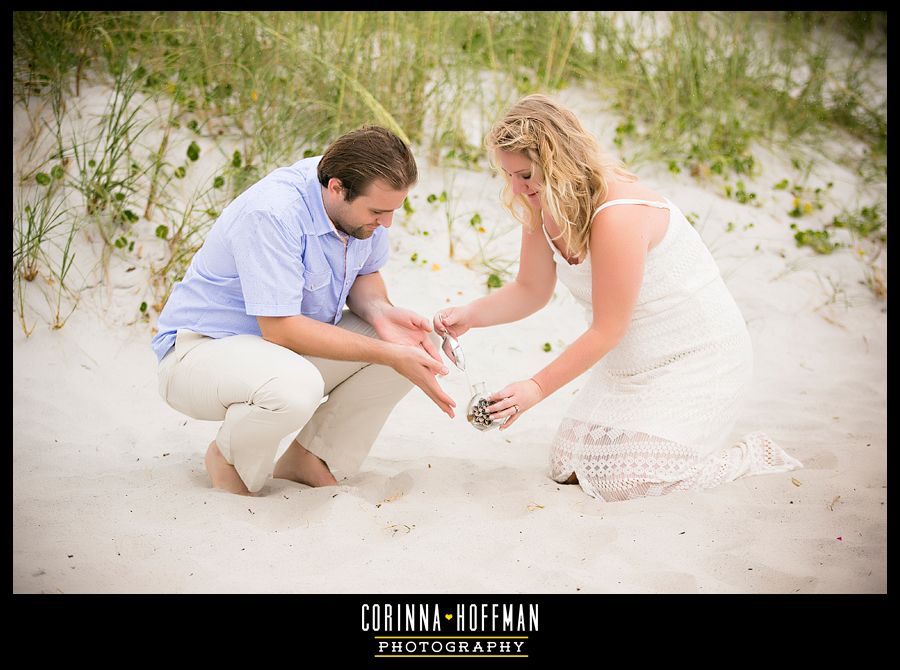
[592,198,671,219]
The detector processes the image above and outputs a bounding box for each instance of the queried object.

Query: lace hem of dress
[549,420,802,502]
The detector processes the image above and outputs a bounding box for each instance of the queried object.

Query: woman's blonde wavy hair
[486,94,637,261]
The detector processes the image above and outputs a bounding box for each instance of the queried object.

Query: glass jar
[467,381,499,431]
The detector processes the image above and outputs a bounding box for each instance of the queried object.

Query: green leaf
[794,229,838,254]
[232,150,242,168]
[174,166,186,179]
[51,165,64,180]
[403,197,414,214]
[426,194,437,204]
[123,210,139,223]
[542,342,552,352]
[213,176,225,189]
[139,301,148,313]
[36,172,51,186]
[155,225,169,240]
[187,141,200,161]
[470,213,482,227]
[487,273,503,289]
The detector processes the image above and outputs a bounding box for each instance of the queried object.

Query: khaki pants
[157,310,416,493]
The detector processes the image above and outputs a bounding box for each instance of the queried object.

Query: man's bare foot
[273,441,338,487]
[205,441,253,496]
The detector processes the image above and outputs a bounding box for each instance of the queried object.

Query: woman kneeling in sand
[435,94,802,502]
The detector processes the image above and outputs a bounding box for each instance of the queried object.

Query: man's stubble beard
[333,213,376,240]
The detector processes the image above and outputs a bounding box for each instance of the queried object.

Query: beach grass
[13,186,70,334]
[12,10,887,331]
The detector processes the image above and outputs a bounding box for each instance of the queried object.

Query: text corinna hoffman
[361,602,538,632]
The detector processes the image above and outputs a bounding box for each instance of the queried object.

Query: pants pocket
[158,330,211,403]
[173,329,210,362]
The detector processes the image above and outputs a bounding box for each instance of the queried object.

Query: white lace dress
[546,197,802,501]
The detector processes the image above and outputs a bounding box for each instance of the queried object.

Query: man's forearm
[346,271,392,325]
[260,314,395,365]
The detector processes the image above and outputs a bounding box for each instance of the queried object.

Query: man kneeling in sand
[152,126,456,496]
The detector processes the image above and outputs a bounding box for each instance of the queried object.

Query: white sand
[13,77,886,594]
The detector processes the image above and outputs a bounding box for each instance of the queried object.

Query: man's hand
[386,343,457,418]
[372,306,442,364]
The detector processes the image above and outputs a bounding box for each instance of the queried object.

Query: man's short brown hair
[317,125,417,201]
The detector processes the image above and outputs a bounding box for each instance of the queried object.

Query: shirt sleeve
[229,209,307,316]
[358,226,390,275]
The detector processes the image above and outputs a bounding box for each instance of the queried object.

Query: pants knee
[394,371,415,394]
[252,371,325,423]
[362,363,414,402]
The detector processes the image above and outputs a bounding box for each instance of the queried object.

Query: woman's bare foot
[205,441,253,495]
[273,441,338,487]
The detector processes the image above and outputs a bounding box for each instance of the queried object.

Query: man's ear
[328,177,344,196]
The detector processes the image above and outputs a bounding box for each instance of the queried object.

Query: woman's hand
[486,378,544,430]
[433,305,475,339]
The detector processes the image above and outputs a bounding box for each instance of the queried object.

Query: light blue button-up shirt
[151,156,389,362]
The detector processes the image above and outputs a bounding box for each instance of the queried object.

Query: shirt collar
[305,161,337,237]
[303,158,366,247]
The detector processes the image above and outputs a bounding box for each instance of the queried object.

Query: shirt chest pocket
[302,268,332,319]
